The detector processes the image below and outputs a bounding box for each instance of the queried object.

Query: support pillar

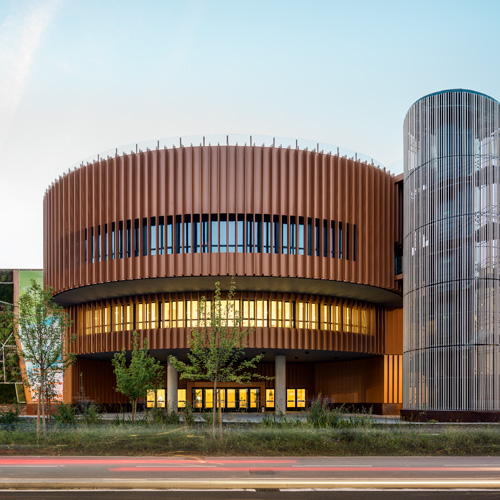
[167,358,178,412]
[275,355,286,414]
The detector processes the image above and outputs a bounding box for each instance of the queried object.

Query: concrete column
[275,355,286,414]
[166,358,178,412]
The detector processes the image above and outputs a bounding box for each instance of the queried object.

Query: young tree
[112,332,164,422]
[170,280,268,439]
[15,280,74,437]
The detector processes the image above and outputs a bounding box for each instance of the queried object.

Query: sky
[1,0,499,269]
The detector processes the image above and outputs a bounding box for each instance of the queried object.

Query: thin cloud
[0,0,62,152]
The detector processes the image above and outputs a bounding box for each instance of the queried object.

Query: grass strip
[1,423,500,456]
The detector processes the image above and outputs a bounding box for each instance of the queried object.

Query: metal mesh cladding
[403,90,500,411]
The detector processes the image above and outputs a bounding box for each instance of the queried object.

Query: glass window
[246,214,253,253]
[134,219,139,257]
[284,301,292,328]
[346,223,350,260]
[142,218,148,256]
[193,214,200,253]
[178,389,186,409]
[296,389,306,408]
[104,224,108,261]
[211,214,218,252]
[219,214,227,252]
[204,389,214,409]
[353,224,356,261]
[307,218,312,256]
[254,214,262,253]
[228,214,236,252]
[298,217,305,255]
[147,389,156,408]
[175,215,182,254]
[266,389,275,408]
[263,215,271,253]
[339,222,343,259]
[323,220,328,258]
[239,388,248,409]
[315,218,320,257]
[184,215,191,253]
[193,388,203,409]
[84,228,88,264]
[202,214,209,253]
[126,220,131,258]
[282,216,288,254]
[290,216,296,255]
[157,216,164,255]
[330,221,335,258]
[250,388,259,408]
[273,215,280,254]
[287,389,296,408]
[118,221,124,259]
[237,214,244,253]
[91,227,95,263]
[97,226,101,263]
[111,222,116,260]
[226,388,236,409]
[243,300,255,327]
[166,216,173,254]
[256,299,268,327]
[162,301,171,328]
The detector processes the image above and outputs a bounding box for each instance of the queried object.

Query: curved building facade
[404,90,500,415]
[44,137,403,413]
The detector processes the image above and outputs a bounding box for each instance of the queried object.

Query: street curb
[1,479,500,490]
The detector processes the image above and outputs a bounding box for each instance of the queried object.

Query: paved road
[0,456,499,492]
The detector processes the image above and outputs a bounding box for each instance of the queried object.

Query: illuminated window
[266,389,275,408]
[178,389,186,408]
[193,389,203,409]
[296,389,306,408]
[239,388,248,409]
[250,388,259,408]
[287,389,296,408]
[205,389,213,409]
[226,389,236,409]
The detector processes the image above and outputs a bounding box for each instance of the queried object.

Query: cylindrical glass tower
[404,89,500,412]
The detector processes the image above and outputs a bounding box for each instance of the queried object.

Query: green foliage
[147,406,181,425]
[80,402,102,425]
[181,401,195,426]
[261,410,303,428]
[170,280,269,438]
[0,384,17,404]
[54,403,77,425]
[0,404,21,427]
[307,398,374,428]
[111,332,164,423]
[15,280,75,437]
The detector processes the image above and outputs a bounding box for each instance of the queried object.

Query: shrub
[181,401,195,426]
[0,405,21,427]
[80,402,102,425]
[54,403,77,424]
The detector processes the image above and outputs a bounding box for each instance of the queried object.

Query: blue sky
[1,0,500,268]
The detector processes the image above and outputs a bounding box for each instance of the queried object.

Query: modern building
[43,136,404,414]
[403,90,500,420]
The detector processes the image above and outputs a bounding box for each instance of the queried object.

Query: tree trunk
[218,388,223,439]
[36,388,41,437]
[40,373,46,438]
[212,379,217,439]
[132,399,137,423]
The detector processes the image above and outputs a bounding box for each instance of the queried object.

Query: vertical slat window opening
[331,220,335,258]
[219,214,227,253]
[119,221,124,259]
[282,216,288,254]
[193,214,200,253]
[273,215,280,254]
[237,214,245,253]
[246,215,253,253]
[134,219,139,257]
[315,218,320,257]
[111,222,115,260]
[126,220,131,258]
[175,215,182,254]
[97,226,101,263]
[91,227,95,263]
[254,214,262,253]
[298,217,305,255]
[201,214,209,253]
[84,228,88,264]
[307,218,313,256]
[228,214,236,252]
[166,216,173,254]
[104,224,108,261]
[290,216,296,255]
[339,222,343,259]
[210,214,218,253]
[184,215,192,253]
[346,222,350,260]
[157,216,164,255]
[142,218,148,256]
[353,224,356,261]
[323,220,328,258]
[263,215,271,253]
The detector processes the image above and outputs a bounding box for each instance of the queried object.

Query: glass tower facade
[404,89,500,411]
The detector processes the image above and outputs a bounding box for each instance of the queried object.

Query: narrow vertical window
[104,224,108,261]
[237,214,245,253]
[254,214,262,253]
[323,220,328,258]
[211,214,218,252]
[298,217,305,255]
[150,217,156,256]
[353,224,356,261]
[142,218,148,256]
[339,222,343,259]
[330,220,335,258]
[193,214,200,253]
[119,221,124,259]
[166,216,173,254]
[290,216,296,255]
[111,222,115,260]
[134,219,139,257]
[263,215,271,253]
[175,215,182,253]
[184,215,191,253]
[219,214,227,253]
[346,223,350,260]
[273,215,280,254]
[315,218,320,257]
[158,216,164,255]
[246,214,253,253]
[91,227,95,263]
[126,221,131,258]
[84,228,88,264]
[97,226,101,262]
[228,214,236,252]
[307,218,312,256]
[201,214,209,253]
[282,216,288,254]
